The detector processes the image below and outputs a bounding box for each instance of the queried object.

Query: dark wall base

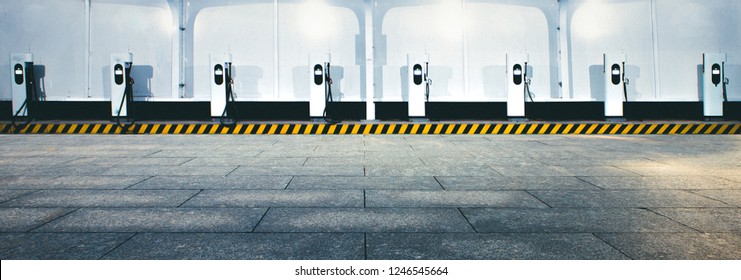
[1,100,739,121]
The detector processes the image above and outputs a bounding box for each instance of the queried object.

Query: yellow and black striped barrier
[1,122,739,135]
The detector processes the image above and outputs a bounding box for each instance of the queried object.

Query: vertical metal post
[364,0,375,120]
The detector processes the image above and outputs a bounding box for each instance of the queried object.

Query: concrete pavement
[0,134,739,259]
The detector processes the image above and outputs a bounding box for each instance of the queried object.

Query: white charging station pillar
[210,53,232,118]
[10,53,34,117]
[604,53,627,118]
[310,53,331,119]
[703,53,727,117]
[110,53,133,118]
[407,53,428,118]
[507,54,529,118]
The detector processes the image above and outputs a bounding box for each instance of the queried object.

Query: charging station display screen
[612,69,620,75]
[14,64,24,85]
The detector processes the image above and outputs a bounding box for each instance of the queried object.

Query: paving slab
[146,150,261,158]
[0,208,75,232]
[287,176,442,190]
[529,190,730,208]
[461,208,694,233]
[366,233,627,260]
[34,208,267,233]
[366,190,548,208]
[181,190,363,208]
[129,175,291,190]
[0,233,134,260]
[230,165,364,176]
[618,165,740,176]
[578,176,741,190]
[65,157,194,166]
[595,233,741,260]
[0,175,150,190]
[0,156,80,166]
[102,233,364,260]
[0,190,37,203]
[490,165,574,177]
[650,208,741,232]
[720,176,741,183]
[435,176,599,190]
[691,190,741,206]
[254,208,474,233]
[101,165,237,176]
[1,190,199,207]
[182,157,306,166]
[365,165,500,177]
[15,165,113,176]
[304,157,424,166]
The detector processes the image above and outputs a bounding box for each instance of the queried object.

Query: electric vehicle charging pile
[703,53,729,118]
[10,53,37,127]
[111,53,134,126]
[407,53,431,120]
[309,53,338,123]
[604,53,629,119]
[211,53,238,125]
[507,53,532,120]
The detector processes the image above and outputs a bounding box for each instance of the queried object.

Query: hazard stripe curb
[1,123,739,135]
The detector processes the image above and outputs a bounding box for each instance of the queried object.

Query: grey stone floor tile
[0,157,80,166]
[462,208,694,233]
[231,165,364,176]
[618,165,739,176]
[254,208,473,233]
[0,233,134,260]
[257,150,364,158]
[102,233,364,260]
[129,175,291,190]
[288,176,442,190]
[182,157,306,166]
[0,175,149,190]
[181,190,363,208]
[146,150,261,158]
[35,208,267,233]
[555,166,642,177]
[0,208,75,232]
[650,208,741,232]
[436,176,600,190]
[366,190,548,208]
[19,165,113,176]
[490,166,574,177]
[0,190,37,203]
[304,157,424,166]
[2,190,199,207]
[529,190,730,208]
[367,233,628,260]
[691,190,741,206]
[579,176,741,190]
[720,176,741,183]
[595,233,741,260]
[365,165,500,177]
[101,165,237,176]
[65,157,194,166]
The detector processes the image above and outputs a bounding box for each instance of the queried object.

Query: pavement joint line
[283,176,295,190]
[575,176,605,190]
[610,165,646,176]
[143,150,163,158]
[524,190,553,208]
[685,190,734,207]
[363,190,366,208]
[591,233,635,260]
[301,158,309,167]
[251,208,271,232]
[457,208,478,233]
[0,189,43,204]
[123,176,155,190]
[178,157,197,166]
[224,166,240,177]
[97,233,138,260]
[26,207,80,232]
[433,176,446,190]
[177,189,204,208]
[642,208,704,234]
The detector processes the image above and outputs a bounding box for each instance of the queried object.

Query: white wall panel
[193,2,275,101]
[654,0,741,101]
[0,0,85,101]
[90,0,175,100]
